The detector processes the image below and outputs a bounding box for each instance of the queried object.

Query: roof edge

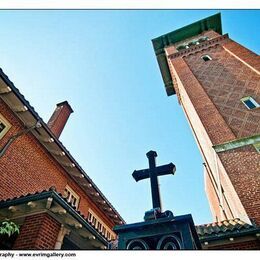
[152,13,222,96]
[0,68,125,225]
[0,188,108,245]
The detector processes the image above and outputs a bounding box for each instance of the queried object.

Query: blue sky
[0,10,259,225]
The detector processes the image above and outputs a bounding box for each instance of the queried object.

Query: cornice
[168,34,229,60]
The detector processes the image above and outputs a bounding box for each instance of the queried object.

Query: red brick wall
[184,42,260,138]
[170,57,236,145]
[166,36,260,225]
[0,100,115,230]
[218,145,260,225]
[13,213,60,249]
[208,240,260,250]
[223,39,260,72]
[167,55,244,222]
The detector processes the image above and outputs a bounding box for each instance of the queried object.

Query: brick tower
[152,13,260,226]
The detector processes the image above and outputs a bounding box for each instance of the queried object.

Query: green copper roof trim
[213,134,260,153]
[152,13,222,96]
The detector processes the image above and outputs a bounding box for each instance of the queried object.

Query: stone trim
[223,45,260,75]
[213,134,260,153]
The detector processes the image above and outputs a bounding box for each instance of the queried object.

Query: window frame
[201,55,212,62]
[0,113,11,140]
[176,36,209,52]
[241,96,259,110]
[198,36,209,43]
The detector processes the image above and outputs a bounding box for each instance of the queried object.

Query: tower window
[188,41,197,47]
[176,45,188,51]
[201,55,212,62]
[198,36,209,43]
[241,96,259,110]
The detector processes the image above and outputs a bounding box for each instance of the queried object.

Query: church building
[152,13,260,249]
[0,12,259,251]
[0,69,125,249]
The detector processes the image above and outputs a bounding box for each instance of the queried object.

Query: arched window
[198,36,209,43]
[188,41,197,47]
[176,45,187,51]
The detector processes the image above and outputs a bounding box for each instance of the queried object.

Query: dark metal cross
[132,150,176,210]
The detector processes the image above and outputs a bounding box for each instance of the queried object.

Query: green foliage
[0,221,20,237]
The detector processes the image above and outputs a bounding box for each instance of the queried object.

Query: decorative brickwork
[169,33,229,60]
[173,30,221,50]
[170,57,236,145]
[166,34,260,225]
[13,213,61,249]
[223,39,260,72]
[184,42,260,139]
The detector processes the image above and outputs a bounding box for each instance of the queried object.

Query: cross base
[144,208,174,222]
[113,213,202,250]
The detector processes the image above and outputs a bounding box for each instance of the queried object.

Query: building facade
[152,13,260,249]
[0,69,125,249]
[1,12,259,250]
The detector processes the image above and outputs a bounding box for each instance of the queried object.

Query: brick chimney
[47,101,73,138]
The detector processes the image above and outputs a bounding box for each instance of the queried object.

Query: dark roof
[0,67,125,225]
[196,218,260,242]
[0,187,108,244]
[152,13,222,96]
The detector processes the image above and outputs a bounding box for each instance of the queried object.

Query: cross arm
[156,163,176,177]
[132,169,150,182]
[132,163,176,182]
